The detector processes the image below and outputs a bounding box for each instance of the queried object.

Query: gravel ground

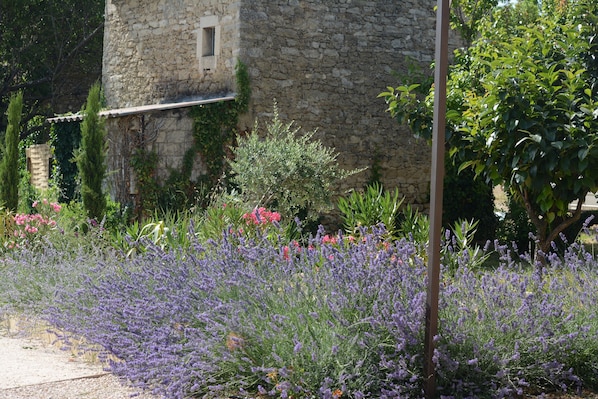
[0,316,160,399]
[0,374,158,399]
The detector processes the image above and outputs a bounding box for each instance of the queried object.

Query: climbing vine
[130,60,251,214]
[130,147,159,216]
[50,120,81,203]
[188,60,250,185]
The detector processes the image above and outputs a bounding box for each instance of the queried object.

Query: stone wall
[103,0,461,208]
[26,143,52,191]
[105,110,200,205]
[237,0,462,205]
[103,0,240,108]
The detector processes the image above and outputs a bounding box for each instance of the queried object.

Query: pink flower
[322,235,338,245]
[32,201,38,208]
[50,203,62,213]
[14,214,26,225]
[242,211,259,225]
[242,207,281,226]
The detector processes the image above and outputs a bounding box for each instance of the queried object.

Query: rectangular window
[202,27,215,57]
[197,15,219,72]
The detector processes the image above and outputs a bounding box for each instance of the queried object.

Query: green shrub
[397,204,430,245]
[337,182,403,238]
[76,82,106,220]
[53,200,89,233]
[0,91,23,212]
[194,192,251,241]
[194,190,301,245]
[228,104,362,223]
[442,219,491,273]
[443,160,498,242]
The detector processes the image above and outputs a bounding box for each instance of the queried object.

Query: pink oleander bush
[3,199,62,250]
[196,200,290,244]
[242,206,282,226]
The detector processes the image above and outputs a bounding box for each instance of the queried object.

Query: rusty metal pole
[424,0,450,398]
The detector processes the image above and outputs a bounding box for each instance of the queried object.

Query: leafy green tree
[382,2,598,258]
[0,91,23,211]
[450,0,500,46]
[457,19,598,257]
[77,83,106,220]
[0,0,103,138]
[567,0,598,85]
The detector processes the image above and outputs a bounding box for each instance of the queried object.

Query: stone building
[100,0,459,209]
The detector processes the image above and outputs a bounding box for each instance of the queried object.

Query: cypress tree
[77,83,106,220]
[0,92,23,212]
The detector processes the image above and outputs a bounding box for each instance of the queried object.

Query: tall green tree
[450,0,500,46]
[382,1,598,258]
[0,91,23,212]
[77,83,106,220]
[0,0,104,139]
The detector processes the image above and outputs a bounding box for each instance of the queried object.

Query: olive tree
[229,104,361,222]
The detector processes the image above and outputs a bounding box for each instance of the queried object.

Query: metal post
[424,0,451,398]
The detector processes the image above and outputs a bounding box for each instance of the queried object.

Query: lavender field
[1,218,598,399]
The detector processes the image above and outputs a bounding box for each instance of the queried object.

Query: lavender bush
[44,227,429,398]
[2,220,598,398]
[437,263,598,397]
[0,232,112,316]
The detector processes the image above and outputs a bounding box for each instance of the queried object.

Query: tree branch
[545,196,584,246]
[52,22,104,80]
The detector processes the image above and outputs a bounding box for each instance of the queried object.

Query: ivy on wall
[130,147,160,216]
[131,60,251,213]
[50,120,82,203]
[188,60,250,183]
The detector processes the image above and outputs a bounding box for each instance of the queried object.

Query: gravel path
[0,316,160,399]
[0,374,158,399]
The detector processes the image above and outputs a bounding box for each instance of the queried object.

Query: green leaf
[578,148,589,161]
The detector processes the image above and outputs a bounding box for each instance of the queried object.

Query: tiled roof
[47,93,236,123]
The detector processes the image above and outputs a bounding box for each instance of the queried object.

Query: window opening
[202,27,215,57]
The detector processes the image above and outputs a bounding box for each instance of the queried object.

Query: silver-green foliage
[229,105,361,222]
